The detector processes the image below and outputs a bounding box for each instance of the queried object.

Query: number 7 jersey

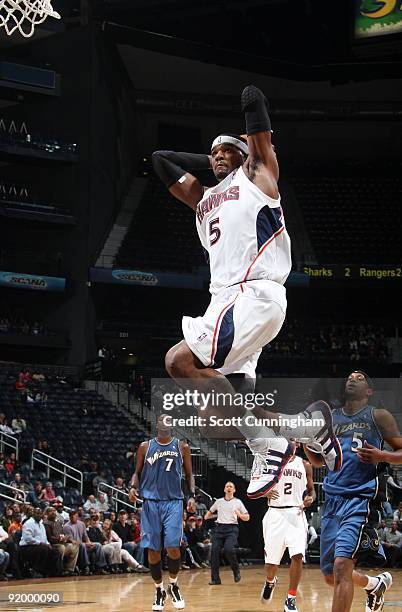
[140,437,184,501]
[196,165,292,295]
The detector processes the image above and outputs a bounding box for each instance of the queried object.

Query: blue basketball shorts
[320,495,372,576]
[140,499,183,551]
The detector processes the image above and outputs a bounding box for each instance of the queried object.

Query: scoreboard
[301,265,402,280]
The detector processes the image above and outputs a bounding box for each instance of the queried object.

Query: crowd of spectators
[0,308,47,337]
[269,321,389,362]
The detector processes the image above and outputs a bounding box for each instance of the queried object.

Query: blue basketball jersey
[323,405,382,498]
[140,437,183,501]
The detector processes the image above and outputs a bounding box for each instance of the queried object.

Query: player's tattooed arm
[357,409,402,465]
[241,85,279,199]
[180,441,196,496]
[302,460,316,507]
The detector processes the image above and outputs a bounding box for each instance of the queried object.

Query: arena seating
[115,177,204,273]
[293,175,402,264]
[0,362,144,480]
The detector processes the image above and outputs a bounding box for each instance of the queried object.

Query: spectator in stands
[0,523,20,579]
[184,516,208,567]
[11,415,26,434]
[53,500,69,524]
[109,511,116,524]
[0,548,9,581]
[377,519,387,542]
[0,506,14,532]
[114,477,127,493]
[87,515,116,571]
[37,440,51,454]
[8,513,22,537]
[3,452,18,475]
[194,515,211,564]
[113,509,139,560]
[39,482,57,505]
[394,501,402,528]
[26,482,43,508]
[102,518,148,573]
[19,507,62,577]
[43,507,79,576]
[22,506,34,524]
[10,473,27,501]
[128,512,144,565]
[97,493,109,513]
[186,497,197,518]
[63,510,107,575]
[83,495,98,512]
[195,494,208,517]
[92,469,108,493]
[0,418,14,436]
[381,521,402,568]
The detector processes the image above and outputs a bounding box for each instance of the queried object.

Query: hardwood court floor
[0,566,401,611]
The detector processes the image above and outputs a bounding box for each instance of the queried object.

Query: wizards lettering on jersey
[283,468,303,479]
[146,449,179,466]
[335,422,371,435]
[196,186,240,223]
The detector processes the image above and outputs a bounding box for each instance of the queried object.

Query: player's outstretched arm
[180,441,195,495]
[152,150,211,211]
[241,85,279,199]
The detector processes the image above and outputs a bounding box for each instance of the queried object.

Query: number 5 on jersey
[209,217,221,245]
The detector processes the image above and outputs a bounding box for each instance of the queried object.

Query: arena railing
[0,431,19,459]
[85,380,251,481]
[0,481,26,504]
[31,450,83,494]
[97,482,138,512]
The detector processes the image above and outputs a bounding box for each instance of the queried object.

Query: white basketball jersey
[196,166,292,295]
[268,456,307,507]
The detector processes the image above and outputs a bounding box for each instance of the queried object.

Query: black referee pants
[211,524,239,581]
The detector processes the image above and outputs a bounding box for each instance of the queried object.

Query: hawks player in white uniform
[261,451,315,612]
[152,85,342,499]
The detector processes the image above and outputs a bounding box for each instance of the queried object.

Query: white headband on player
[211,135,249,156]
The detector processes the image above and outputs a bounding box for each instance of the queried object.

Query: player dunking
[130,415,195,611]
[305,371,402,612]
[261,446,315,612]
[152,85,342,496]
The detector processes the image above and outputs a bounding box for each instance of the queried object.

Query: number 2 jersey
[268,456,307,507]
[323,405,383,499]
[196,165,292,295]
[140,437,183,501]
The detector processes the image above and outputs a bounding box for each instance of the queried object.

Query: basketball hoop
[0,0,60,38]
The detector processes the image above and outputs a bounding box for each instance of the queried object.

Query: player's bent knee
[165,342,196,378]
[333,557,354,582]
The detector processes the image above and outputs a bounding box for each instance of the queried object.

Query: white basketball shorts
[262,506,307,565]
[182,279,286,375]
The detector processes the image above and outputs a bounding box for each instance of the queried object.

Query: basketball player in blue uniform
[152,84,342,498]
[130,415,195,611]
[305,371,402,612]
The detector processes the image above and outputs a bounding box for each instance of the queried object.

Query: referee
[204,481,250,585]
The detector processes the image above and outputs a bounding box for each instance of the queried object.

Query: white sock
[155,581,164,589]
[365,576,380,591]
[169,576,178,584]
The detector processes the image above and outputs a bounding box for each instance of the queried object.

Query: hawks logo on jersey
[196,185,240,223]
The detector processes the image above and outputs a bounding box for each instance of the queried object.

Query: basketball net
[0,0,60,38]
